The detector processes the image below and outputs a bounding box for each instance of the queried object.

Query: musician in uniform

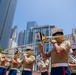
[17,45,35,75]
[68,46,76,75]
[37,28,71,75]
[8,48,20,75]
[36,55,43,72]
[0,53,11,75]
[37,55,49,75]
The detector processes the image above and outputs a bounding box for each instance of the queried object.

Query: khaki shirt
[44,59,49,66]
[68,53,76,73]
[51,40,71,63]
[38,59,49,66]
[38,59,49,71]
[23,55,35,70]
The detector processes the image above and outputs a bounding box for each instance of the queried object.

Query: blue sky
[12,0,76,34]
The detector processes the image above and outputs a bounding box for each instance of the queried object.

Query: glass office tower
[18,31,24,46]
[26,21,38,44]
[0,0,17,50]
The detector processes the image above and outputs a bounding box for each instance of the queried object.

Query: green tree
[0,48,2,53]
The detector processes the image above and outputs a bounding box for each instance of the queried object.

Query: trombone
[4,34,72,51]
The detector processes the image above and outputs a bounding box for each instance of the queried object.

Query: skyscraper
[0,0,18,50]
[8,25,17,48]
[27,21,38,30]
[18,31,24,46]
[26,21,38,44]
[10,25,17,42]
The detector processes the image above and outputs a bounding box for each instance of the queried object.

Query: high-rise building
[31,25,55,53]
[23,30,28,45]
[26,21,38,44]
[18,31,24,46]
[27,21,38,30]
[0,1,1,4]
[10,25,17,42]
[0,0,18,50]
[71,28,76,45]
[8,25,17,48]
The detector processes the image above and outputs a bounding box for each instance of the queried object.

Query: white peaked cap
[51,28,63,34]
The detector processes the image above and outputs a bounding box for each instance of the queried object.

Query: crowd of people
[0,28,76,75]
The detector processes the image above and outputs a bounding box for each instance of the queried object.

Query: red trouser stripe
[63,67,66,75]
[44,72,46,75]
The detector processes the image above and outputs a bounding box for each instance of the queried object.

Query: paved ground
[6,71,42,75]
[6,71,50,75]
[7,71,40,75]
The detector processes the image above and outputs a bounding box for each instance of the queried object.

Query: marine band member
[0,54,11,75]
[68,46,76,75]
[37,55,49,75]
[17,45,35,75]
[37,28,71,75]
[8,48,20,75]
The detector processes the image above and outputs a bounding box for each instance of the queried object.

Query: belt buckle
[52,64,56,67]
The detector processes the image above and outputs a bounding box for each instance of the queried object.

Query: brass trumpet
[2,50,38,55]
